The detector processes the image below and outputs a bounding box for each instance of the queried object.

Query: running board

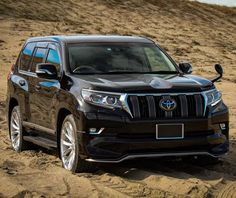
[85,151,222,163]
[23,136,57,150]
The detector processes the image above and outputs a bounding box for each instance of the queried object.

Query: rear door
[14,42,36,122]
[28,42,61,133]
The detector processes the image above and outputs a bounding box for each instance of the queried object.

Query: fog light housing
[89,128,97,133]
[89,128,105,134]
[220,123,226,130]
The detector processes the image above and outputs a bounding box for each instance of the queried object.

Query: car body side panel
[28,76,60,131]
[8,73,30,122]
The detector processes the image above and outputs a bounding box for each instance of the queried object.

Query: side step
[23,136,57,150]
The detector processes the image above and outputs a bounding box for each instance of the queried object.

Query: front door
[28,42,61,133]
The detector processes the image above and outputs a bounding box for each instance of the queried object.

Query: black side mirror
[36,63,58,79]
[212,64,223,83]
[179,63,192,74]
[215,64,223,75]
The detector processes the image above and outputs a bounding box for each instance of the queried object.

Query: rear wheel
[60,114,95,172]
[10,106,31,152]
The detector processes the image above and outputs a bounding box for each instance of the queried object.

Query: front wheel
[60,114,95,172]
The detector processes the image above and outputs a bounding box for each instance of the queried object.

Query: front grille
[127,94,205,119]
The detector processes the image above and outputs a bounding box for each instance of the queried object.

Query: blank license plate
[156,124,184,140]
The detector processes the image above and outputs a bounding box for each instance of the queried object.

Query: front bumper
[75,102,229,162]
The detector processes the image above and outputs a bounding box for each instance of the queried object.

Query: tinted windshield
[68,43,178,74]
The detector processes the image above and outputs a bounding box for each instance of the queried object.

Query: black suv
[6,35,229,172]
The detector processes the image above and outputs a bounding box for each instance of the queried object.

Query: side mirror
[179,63,192,74]
[36,63,58,79]
[212,64,223,83]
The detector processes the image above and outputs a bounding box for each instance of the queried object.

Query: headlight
[81,89,122,109]
[204,89,222,106]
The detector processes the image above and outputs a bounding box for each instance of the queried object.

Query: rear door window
[30,48,47,73]
[46,49,61,73]
[19,42,36,71]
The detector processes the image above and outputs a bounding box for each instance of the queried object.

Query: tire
[60,114,95,172]
[9,106,31,152]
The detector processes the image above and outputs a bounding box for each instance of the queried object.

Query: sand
[0,0,236,197]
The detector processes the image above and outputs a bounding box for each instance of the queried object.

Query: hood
[72,73,213,93]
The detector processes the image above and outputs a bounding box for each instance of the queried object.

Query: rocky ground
[0,0,236,197]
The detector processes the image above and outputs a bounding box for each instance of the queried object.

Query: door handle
[19,80,26,86]
[35,85,41,90]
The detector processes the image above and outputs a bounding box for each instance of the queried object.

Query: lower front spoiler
[85,151,226,163]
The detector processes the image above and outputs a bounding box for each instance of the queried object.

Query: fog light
[220,123,226,130]
[89,128,105,134]
[89,128,97,133]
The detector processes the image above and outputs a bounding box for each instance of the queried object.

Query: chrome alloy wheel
[60,121,76,170]
[10,110,21,150]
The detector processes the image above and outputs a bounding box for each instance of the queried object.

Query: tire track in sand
[217,182,236,198]
[90,172,182,198]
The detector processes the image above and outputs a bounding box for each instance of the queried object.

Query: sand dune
[0,0,236,197]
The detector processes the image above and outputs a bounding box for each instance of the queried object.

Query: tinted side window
[30,48,47,72]
[19,42,35,71]
[46,49,61,72]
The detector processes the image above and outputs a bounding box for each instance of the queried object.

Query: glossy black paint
[179,63,193,74]
[212,64,223,83]
[71,73,213,93]
[36,63,58,79]
[6,35,229,162]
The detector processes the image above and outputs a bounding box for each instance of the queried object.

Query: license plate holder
[156,124,184,140]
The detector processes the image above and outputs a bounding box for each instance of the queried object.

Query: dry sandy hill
[0,0,236,197]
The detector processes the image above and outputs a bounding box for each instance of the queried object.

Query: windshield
[68,43,178,74]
